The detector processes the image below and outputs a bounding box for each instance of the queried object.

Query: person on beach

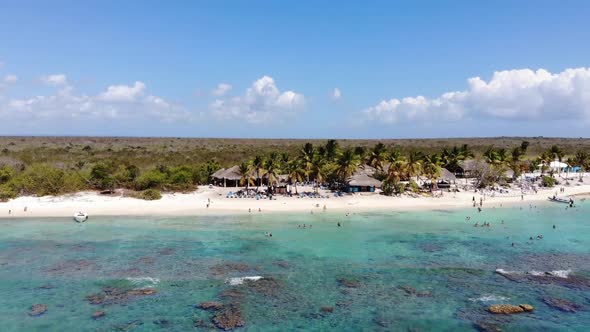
[249,208,251,213]
[24,206,27,212]
[258,208,261,212]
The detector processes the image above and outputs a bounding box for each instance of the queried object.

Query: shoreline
[1,183,589,219]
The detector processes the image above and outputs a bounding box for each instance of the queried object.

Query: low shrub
[135,189,162,200]
[542,176,555,187]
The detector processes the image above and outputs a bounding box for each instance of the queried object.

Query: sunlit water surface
[1,201,589,331]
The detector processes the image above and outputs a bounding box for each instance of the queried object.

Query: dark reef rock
[337,278,361,288]
[113,320,143,331]
[157,248,175,255]
[86,287,157,305]
[275,260,290,269]
[244,276,282,296]
[398,285,433,297]
[212,304,245,330]
[92,310,106,319]
[474,320,503,332]
[152,319,169,326]
[198,301,224,310]
[320,306,334,313]
[210,262,251,275]
[29,304,47,316]
[542,297,582,313]
[44,259,97,275]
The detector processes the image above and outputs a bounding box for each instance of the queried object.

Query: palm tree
[251,155,266,190]
[483,147,500,166]
[284,160,305,194]
[336,148,361,182]
[570,151,589,181]
[422,154,442,191]
[353,146,367,160]
[264,152,281,189]
[406,150,423,180]
[310,154,327,192]
[548,145,564,161]
[323,139,340,162]
[536,151,553,176]
[385,148,404,174]
[367,142,388,172]
[237,162,254,189]
[299,143,315,182]
[387,160,408,183]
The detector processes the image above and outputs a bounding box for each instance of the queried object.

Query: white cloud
[363,67,590,124]
[3,74,17,83]
[332,87,342,100]
[212,83,232,97]
[41,74,68,86]
[98,81,146,102]
[211,75,304,123]
[2,80,187,124]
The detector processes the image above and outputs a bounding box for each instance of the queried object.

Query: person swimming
[337,222,341,227]
[553,225,556,229]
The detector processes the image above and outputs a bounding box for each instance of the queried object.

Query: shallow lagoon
[1,201,589,331]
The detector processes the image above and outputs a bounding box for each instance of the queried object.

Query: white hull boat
[74,212,89,222]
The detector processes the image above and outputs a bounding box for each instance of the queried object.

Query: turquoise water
[1,201,590,331]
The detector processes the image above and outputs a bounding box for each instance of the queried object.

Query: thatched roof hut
[347,173,382,187]
[457,160,490,176]
[439,168,457,182]
[211,168,226,179]
[220,165,242,181]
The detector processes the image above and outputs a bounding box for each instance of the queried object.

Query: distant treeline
[0,137,589,201]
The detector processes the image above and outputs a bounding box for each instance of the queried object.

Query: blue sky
[1,0,590,138]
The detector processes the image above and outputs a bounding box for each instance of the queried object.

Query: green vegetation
[542,176,556,187]
[0,136,589,201]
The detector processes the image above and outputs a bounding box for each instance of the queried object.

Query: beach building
[436,168,457,188]
[347,173,382,193]
[457,160,489,178]
[212,165,242,187]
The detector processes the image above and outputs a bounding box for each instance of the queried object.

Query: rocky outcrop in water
[86,287,157,305]
[210,262,252,275]
[542,297,582,313]
[337,278,360,288]
[29,304,47,316]
[320,306,334,313]
[198,301,224,310]
[92,310,105,319]
[212,304,245,331]
[112,320,143,331]
[487,304,534,314]
[44,259,98,276]
[398,285,433,297]
[244,276,281,296]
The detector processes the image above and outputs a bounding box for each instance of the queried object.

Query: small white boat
[73,212,89,222]
[547,196,571,204]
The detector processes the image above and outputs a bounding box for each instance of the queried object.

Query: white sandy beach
[1,179,589,219]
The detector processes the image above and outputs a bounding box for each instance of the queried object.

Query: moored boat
[73,212,89,222]
[547,196,571,204]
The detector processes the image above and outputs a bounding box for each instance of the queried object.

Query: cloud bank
[2,79,185,125]
[210,75,305,123]
[363,67,590,124]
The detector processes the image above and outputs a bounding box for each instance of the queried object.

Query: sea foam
[126,277,161,286]
[469,294,509,302]
[226,276,263,286]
